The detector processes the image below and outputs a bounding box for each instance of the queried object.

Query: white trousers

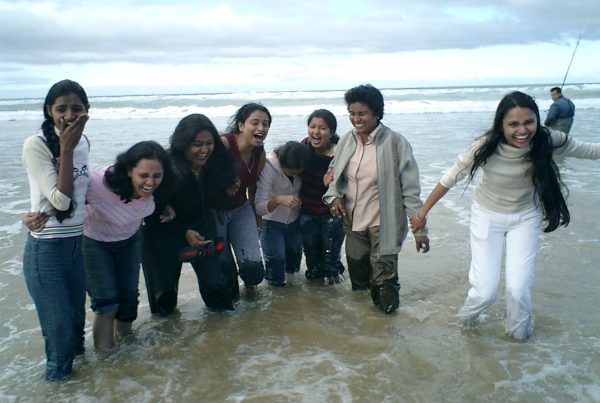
[458,201,541,340]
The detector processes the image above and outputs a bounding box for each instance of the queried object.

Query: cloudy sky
[1,0,599,98]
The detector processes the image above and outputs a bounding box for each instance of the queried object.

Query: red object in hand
[178,237,225,262]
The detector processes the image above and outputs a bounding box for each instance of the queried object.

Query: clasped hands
[410,212,429,253]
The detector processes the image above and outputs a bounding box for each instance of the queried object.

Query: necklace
[236,135,258,173]
[191,166,202,178]
[242,152,255,173]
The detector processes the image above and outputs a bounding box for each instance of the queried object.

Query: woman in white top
[21,80,91,381]
[255,141,311,286]
[412,91,600,340]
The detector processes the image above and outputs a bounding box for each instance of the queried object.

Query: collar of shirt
[352,123,382,145]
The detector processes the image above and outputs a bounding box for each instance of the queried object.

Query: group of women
[22,80,600,381]
[21,80,344,380]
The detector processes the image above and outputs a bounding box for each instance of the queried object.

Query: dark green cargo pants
[343,219,401,313]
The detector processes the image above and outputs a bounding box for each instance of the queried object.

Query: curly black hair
[344,84,384,120]
[104,140,175,205]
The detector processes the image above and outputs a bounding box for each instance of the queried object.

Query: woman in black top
[142,114,239,315]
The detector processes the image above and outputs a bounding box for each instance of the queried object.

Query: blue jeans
[213,201,265,287]
[23,234,86,381]
[260,218,302,286]
[83,231,141,322]
[299,213,345,279]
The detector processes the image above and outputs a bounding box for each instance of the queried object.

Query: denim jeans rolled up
[23,234,86,381]
[299,212,345,278]
[83,231,142,322]
[260,218,303,285]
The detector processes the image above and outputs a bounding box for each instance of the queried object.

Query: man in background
[544,87,575,134]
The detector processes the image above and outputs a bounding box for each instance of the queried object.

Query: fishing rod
[560,20,589,89]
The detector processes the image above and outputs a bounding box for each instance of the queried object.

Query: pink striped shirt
[84,166,155,242]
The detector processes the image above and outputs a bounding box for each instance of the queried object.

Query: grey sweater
[440,130,600,213]
[323,124,425,255]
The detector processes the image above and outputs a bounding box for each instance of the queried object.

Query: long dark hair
[41,79,90,222]
[169,114,238,207]
[104,140,174,204]
[467,91,569,232]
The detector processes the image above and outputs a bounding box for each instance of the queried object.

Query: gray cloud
[1,0,598,65]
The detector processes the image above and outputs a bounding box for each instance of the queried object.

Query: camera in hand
[178,236,225,262]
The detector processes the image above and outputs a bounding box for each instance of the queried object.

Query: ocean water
[1,83,600,401]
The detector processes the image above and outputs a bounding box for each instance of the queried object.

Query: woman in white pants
[412,91,600,340]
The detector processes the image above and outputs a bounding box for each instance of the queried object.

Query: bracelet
[416,212,426,221]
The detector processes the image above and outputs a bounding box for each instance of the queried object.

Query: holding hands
[410,210,430,253]
[414,235,430,253]
[410,211,427,232]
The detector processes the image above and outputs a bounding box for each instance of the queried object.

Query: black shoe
[372,285,399,314]
[378,285,400,314]
[371,286,381,306]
